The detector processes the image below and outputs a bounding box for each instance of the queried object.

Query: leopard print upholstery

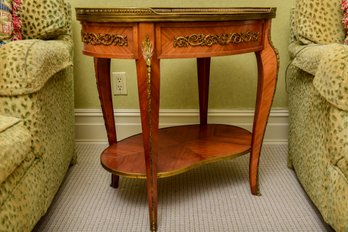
[19,0,68,39]
[289,43,348,108]
[0,67,74,159]
[0,68,75,232]
[294,0,345,44]
[0,116,34,212]
[313,44,348,111]
[288,1,348,231]
[287,66,348,232]
[288,43,337,76]
[0,115,20,132]
[0,116,33,185]
[0,1,75,231]
[0,39,72,96]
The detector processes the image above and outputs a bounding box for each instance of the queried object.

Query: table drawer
[156,21,264,59]
[80,22,138,59]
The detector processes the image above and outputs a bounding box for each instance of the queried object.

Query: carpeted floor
[33,144,333,232]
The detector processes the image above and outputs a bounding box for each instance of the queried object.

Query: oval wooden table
[76,7,278,231]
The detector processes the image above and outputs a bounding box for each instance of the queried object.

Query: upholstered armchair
[287,0,348,231]
[0,0,75,231]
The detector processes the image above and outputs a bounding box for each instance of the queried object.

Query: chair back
[294,0,345,44]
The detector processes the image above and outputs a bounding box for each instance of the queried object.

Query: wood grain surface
[101,124,251,178]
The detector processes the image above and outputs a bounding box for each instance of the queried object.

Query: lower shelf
[101,124,252,178]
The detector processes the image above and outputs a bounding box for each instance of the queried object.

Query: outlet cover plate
[112,72,127,95]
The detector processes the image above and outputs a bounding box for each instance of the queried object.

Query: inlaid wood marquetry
[101,124,252,178]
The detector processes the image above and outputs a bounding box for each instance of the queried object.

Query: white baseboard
[75,108,288,144]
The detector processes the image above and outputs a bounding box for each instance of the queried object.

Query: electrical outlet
[112,72,127,95]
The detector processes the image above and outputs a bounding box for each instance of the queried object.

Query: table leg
[93,57,119,188]
[250,20,278,195]
[197,57,211,125]
[136,24,160,232]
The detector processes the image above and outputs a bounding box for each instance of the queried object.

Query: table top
[76,7,276,22]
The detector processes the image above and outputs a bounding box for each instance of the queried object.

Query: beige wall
[67,0,295,110]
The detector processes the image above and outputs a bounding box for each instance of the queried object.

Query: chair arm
[288,42,342,76]
[313,44,348,111]
[0,38,73,96]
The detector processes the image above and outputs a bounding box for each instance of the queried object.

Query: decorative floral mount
[342,0,348,44]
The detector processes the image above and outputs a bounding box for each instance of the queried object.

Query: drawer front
[81,22,138,59]
[156,21,264,59]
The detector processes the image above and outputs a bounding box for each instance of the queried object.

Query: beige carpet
[33,144,333,232]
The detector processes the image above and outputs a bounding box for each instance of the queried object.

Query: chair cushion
[19,0,67,39]
[0,39,73,96]
[0,0,22,45]
[295,0,345,44]
[0,0,13,43]
[0,115,33,185]
[342,0,348,44]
